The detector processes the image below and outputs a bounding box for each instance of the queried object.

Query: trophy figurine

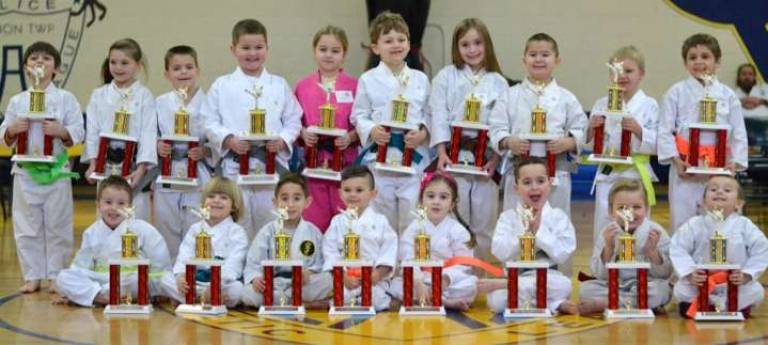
[330,207,376,316]
[302,80,348,181]
[446,73,491,176]
[90,88,139,182]
[588,60,634,165]
[157,87,200,187]
[685,74,731,176]
[400,207,445,316]
[259,207,306,315]
[519,81,559,179]
[374,71,420,175]
[237,84,280,185]
[105,207,152,315]
[617,206,636,262]
[11,64,57,164]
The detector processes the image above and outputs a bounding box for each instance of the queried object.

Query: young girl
[578,180,672,315]
[295,25,358,232]
[154,45,212,261]
[429,18,508,259]
[670,175,768,318]
[389,172,478,311]
[586,46,658,243]
[84,38,157,222]
[160,177,249,308]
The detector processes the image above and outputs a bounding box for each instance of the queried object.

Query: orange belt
[676,135,718,166]
[686,271,727,318]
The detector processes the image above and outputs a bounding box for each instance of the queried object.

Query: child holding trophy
[657,33,748,232]
[0,42,84,293]
[489,33,587,215]
[351,11,431,232]
[84,38,158,222]
[242,174,332,309]
[295,25,359,232]
[202,19,302,239]
[53,176,171,307]
[428,18,508,258]
[670,175,768,318]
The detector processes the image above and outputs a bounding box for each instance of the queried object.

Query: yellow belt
[584,154,656,206]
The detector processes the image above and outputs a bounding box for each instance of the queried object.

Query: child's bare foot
[51,293,70,305]
[477,279,506,294]
[577,298,607,315]
[443,298,471,312]
[389,298,402,311]
[93,293,110,306]
[47,280,58,294]
[19,280,40,294]
[557,300,578,315]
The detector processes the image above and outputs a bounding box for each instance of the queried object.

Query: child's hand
[371,269,382,285]
[371,126,391,146]
[621,117,643,138]
[344,274,361,289]
[688,269,707,286]
[226,136,250,155]
[482,155,500,179]
[404,128,427,149]
[546,137,576,155]
[301,128,319,147]
[729,270,751,285]
[157,141,172,158]
[176,276,190,295]
[642,228,661,254]
[602,223,620,247]
[673,157,693,179]
[127,164,147,188]
[266,139,286,153]
[251,277,266,293]
[505,137,530,155]
[302,269,312,286]
[588,114,605,128]
[42,119,67,138]
[85,161,97,184]
[436,151,451,172]
[188,146,205,161]
[334,134,351,150]
[7,118,30,137]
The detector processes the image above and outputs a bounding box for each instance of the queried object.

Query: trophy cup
[693,208,744,321]
[504,205,552,318]
[259,207,306,315]
[237,84,280,186]
[519,81,559,179]
[445,73,491,176]
[175,207,228,315]
[90,88,139,182]
[686,74,731,176]
[302,80,348,181]
[157,87,200,187]
[12,64,57,164]
[588,61,634,165]
[373,72,419,175]
[329,207,376,316]
[104,207,153,316]
[400,207,446,316]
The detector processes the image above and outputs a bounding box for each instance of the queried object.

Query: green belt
[583,153,656,206]
[19,152,79,185]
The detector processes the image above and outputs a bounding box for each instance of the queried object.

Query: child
[657,33,748,232]
[323,165,398,311]
[154,45,213,261]
[160,177,248,308]
[84,38,157,222]
[241,173,332,308]
[389,172,478,311]
[578,180,672,315]
[351,11,431,232]
[295,25,359,232]
[485,158,577,315]
[0,42,85,293]
[586,46,659,242]
[489,33,587,216]
[670,175,768,317]
[202,19,302,239]
[429,18,508,258]
[53,176,171,306]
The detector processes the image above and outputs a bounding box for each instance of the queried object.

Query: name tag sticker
[335,91,354,103]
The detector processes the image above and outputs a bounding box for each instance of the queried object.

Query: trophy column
[175,229,227,315]
[90,105,139,181]
[446,94,491,176]
[504,221,552,319]
[237,107,281,185]
[302,103,347,181]
[105,229,152,315]
[374,94,419,175]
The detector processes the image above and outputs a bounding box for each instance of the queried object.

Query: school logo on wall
[0,0,107,107]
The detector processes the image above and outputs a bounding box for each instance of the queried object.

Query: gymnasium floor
[0,194,767,344]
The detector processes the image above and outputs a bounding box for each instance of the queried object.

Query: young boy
[489,33,587,216]
[323,166,398,311]
[670,175,768,317]
[202,18,302,239]
[155,45,213,261]
[657,33,748,232]
[53,176,171,306]
[241,173,332,308]
[485,158,577,315]
[0,41,85,293]
[351,11,431,232]
[578,180,672,315]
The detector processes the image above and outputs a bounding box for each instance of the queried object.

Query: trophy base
[604,308,655,319]
[306,126,347,137]
[694,311,744,322]
[89,172,131,184]
[11,154,57,164]
[689,123,730,131]
[519,133,559,141]
[104,304,153,315]
[595,110,629,118]
[156,175,198,187]
[380,121,419,132]
[239,134,280,142]
[605,262,651,270]
[328,305,376,316]
[450,121,489,131]
[685,167,732,176]
[503,308,552,319]
[175,304,228,316]
[21,112,54,121]
[236,173,279,186]
[587,154,634,165]
[159,135,199,142]
[102,132,138,143]
[302,167,342,181]
[258,305,306,316]
[445,163,489,177]
[399,305,446,316]
[373,162,416,175]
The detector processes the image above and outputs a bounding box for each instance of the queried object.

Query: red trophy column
[109,264,121,306]
[185,265,196,304]
[403,266,413,308]
[361,266,372,307]
[122,142,137,177]
[292,265,302,307]
[431,267,442,308]
[263,265,274,306]
[210,265,221,306]
[333,266,344,307]
[188,141,199,178]
[637,268,648,309]
[507,267,518,309]
[608,268,619,310]
[138,264,149,306]
[536,268,547,309]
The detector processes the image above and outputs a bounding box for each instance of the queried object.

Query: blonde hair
[451,18,502,74]
[313,25,349,53]
[201,177,244,222]
[610,45,645,72]
[607,179,647,210]
[369,11,409,43]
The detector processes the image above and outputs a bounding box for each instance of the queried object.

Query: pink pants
[303,178,345,233]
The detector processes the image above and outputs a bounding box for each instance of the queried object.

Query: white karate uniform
[323,207,399,311]
[486,203,575,313]
[0,84,84,281]
[579,219,672,309]
[488,78,587,216]
[429,65,508,258]
[588,90,659,242]
[153,88,213,261]
[670,213,768,310]
[351,62,430,232]
[84,80,157,222]
[735,83,768,120]
[658,77,748,232]
[241,219,331,307]
[55,219,171,307]
[389,217,478,305]
[202,67,302,239]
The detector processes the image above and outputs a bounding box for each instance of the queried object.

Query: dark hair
[368,11,409,44]
[513,157,549,182]
[341,165,375,189]
[24,41,61,70]
[736,63,757,94]
[608,179,647,210]
[164,45,199,71]
[525,32,559,57]
[275,173,309,197]
[451,18,502,75]
[682,33,721,62]
[232,19,268,45]
[101,38,146,84]
[97,175,133,203]
[419,172,476,248]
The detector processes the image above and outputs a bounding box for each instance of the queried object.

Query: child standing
[241,174,332,308]
[657,33,748,232]
[295,25,358,232]
[429,18,508,258]
[203,19,302,239]
[323,166,398,311]
[84,38,157,222]
[351,11,431,232]
[578,180,672,315]
[0,42,85,293]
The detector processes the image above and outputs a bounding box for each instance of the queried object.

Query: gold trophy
[518,204,536,261]
[237,84,280,185]
[445,73,491,177]
[343,207,361,260]
[412,207,430,261]
[302,80,348,181]
[193,207,213,259]
[246,84,267,135]
[708,208,727,264]
[700,74,717,124]
[174,88,190,136]
[606,60,625,114]
[686,74,730,175]
[105,206,153,316]
[12,64,56,164]
[375,71,419,175]
[519,80,558,179]
[391,72,410,123]
[330,207,376,315]
[617,206,636,262]
[319,81,336,128]
[156,87,201,187]
[463,73,483,123]
[28,64,46,114]
[400,206,446,316]
[588,60,634,165]
[90,88,138,181]
[118,207,138,258]
[113,90,132,135]
[273,206,291,260]
[258,206,306,315]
